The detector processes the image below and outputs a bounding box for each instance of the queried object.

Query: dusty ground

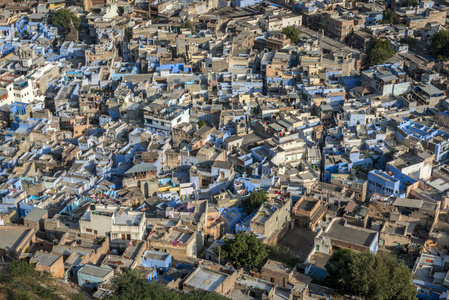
[279,226,317,260]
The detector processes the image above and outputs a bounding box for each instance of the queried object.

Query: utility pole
[218,245,221,265]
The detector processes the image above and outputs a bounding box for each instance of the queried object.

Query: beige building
[146,224,203,260]
[292,196,327,231]
[261,259,296,288]
[30,251,65,278]
[183,264,242,295]
[250,197,292,244]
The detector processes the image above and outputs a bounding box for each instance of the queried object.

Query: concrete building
[238,197,292,244]
[77,264,114,289]
[30,251,65,278]
[319,13,354,42]
[141,250,172,272]
[0,226,35,258]
[396,121,449,162]
[292,196,327,231]
[146,224,202,260]
[361,66,410,96]
[183,264,241,295]
[143,101,190,137]
[23,208,48,232]
[305,218,378,278]
[261,259,296,288]
[79,205,146,248]
[367,170,403,199]
[386,147,433,184]
[379,221,413,248]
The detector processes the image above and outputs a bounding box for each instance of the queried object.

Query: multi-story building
[292,196,327,231]
[237,197,292,244]
[367,170,403,199]
[146,224,203,260]
[361,66,410,96]
[396,120,449,162]
[318,13,354,42]
[79,205,146,248]
[143,102,190,137]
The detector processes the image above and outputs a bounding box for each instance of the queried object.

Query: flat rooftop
[165,230,192,243]
[296,198,317,212]
[322,219,377,247]
[114,212,142,226]
[78,264,112,278]
[0,227,33,251]
[263,259,293,275]
[185,268,228,292]
[143,250,170,261]
[30,252,61,267]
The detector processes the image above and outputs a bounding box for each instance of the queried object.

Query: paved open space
[279,226,317,260]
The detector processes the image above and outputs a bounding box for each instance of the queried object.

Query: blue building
[146,268,158,282]
[397,120,449,162]
[367,170,403,199]
[9,102,29,116]
[365,11,383,26]
[141,250,172,273]
[77,264,113,289]
[156,61,191,74]
[222,207,243,233]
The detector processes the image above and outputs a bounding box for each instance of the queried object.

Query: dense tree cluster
[326,249,417,300]
[242,190,268,214]
[430,29,449,62]
[282,26,301,44]
[366,39,395,66]
[214,231,269,270]
[400,37,417,47]
[381,9,397,24]
[53,9,80,33]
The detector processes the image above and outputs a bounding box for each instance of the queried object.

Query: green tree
[353,164,368,176]
[282,25,301,44]
[381,9,397,24]
[430,29,449,62]
[8,260,39,279]
[118,6,125,16]
[53,9,80,33]
[326,249,417,300]
[402,0,418,6]
[181,20,194,33]
[197,120,206,128]
[242,190,268,214]
[385,147,398,162]
[366,39,395,66]
[71,293,87,300]
[400,36,417,47]
[215,231,269,270]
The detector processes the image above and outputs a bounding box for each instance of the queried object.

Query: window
[94,230,97,234]
[86,228,92,233]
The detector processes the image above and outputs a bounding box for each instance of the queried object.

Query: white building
[79,205,146,248]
